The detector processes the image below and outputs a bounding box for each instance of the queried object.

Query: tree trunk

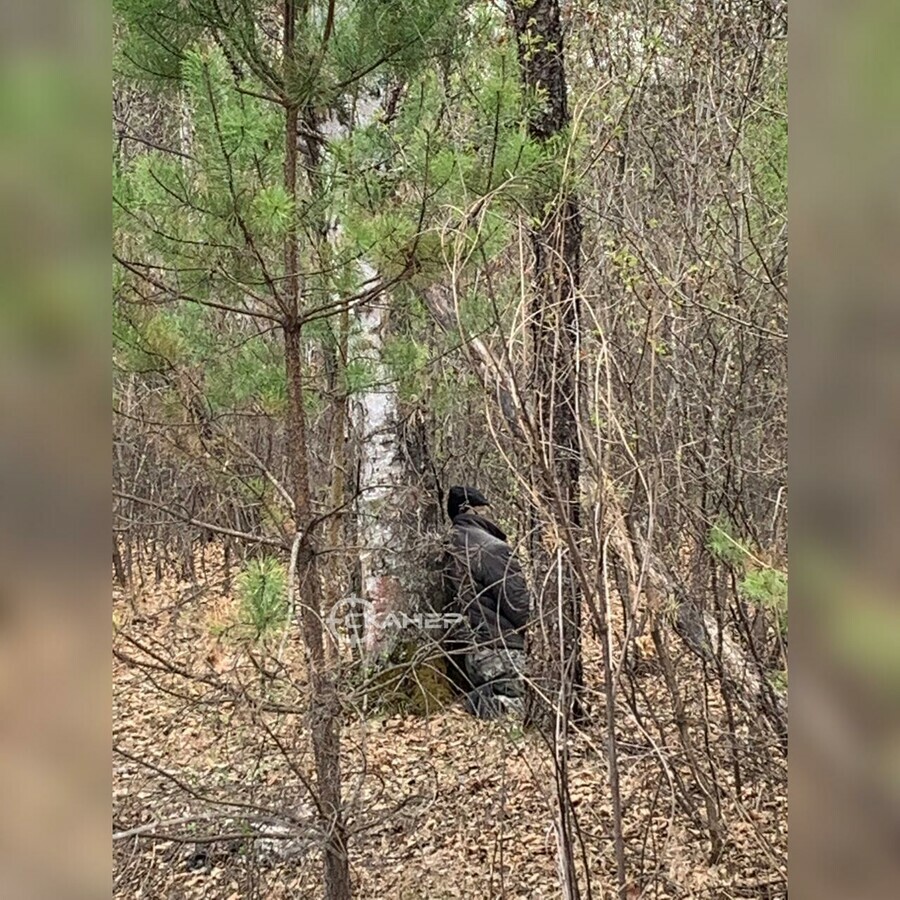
[284,325,351,900]
[282,3,350,896]
[297,83,415,665]
[508,0,584,728]
[352,261,409,660]
[112,533,127,587]
[509,4,586,897]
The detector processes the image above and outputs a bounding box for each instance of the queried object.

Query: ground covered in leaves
[113,554,786,899]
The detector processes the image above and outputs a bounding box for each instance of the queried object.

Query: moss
[364,641,456,716]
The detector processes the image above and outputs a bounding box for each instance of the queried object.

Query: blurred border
[2,0,900,896]
[0,1,110,897]
[792,1,900,898]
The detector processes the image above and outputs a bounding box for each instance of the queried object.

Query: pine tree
[114,3,472,895]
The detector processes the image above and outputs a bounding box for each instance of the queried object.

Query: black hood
[447,485,490,520]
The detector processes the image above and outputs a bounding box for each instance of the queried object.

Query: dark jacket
[444,511,531,649]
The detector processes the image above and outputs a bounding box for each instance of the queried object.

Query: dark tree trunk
[113,533,127,587]
[509,6,587,895]
[282,3,350,897]
[284,325,351,900]
[508,0,584,728]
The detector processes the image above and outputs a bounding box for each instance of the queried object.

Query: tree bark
[351,261,409,660]
[284,326,351,900]
[508,0,584,727]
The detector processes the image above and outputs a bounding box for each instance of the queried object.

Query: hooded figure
[443,486,531,718]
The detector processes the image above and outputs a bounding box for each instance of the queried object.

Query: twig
[113,490,288,549]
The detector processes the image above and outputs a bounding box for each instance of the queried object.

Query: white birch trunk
[322,94,409,660]
[351,265,407,659]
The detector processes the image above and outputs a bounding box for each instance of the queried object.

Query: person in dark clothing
[442,486,531,718]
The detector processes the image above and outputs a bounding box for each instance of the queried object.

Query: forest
[112,1,787,897]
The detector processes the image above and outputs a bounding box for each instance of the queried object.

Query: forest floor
[113,550,786,899]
